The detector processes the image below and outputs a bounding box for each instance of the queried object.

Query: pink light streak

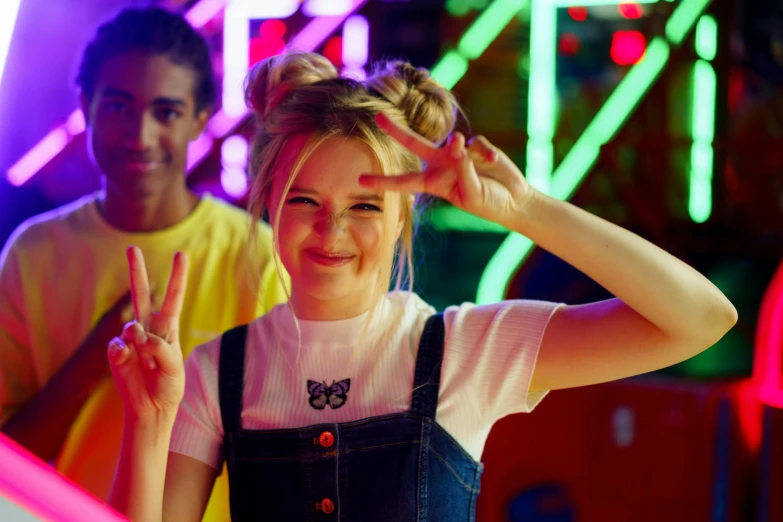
[0,433,127,521]
[755,259,783,409]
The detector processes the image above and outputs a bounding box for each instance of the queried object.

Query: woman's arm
[362,114,737,391]
[107,417,216,522]
[108,415,174,522]
[509,192,737,391]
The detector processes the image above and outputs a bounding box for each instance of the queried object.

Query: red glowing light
[249,19,288,66]
[558,33,581,56]
[618,2,644,19]
[323,36,343,67]
[567,6,588,22]
[610,30,647,66]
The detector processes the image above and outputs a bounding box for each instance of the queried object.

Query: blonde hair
[245,51,460,342]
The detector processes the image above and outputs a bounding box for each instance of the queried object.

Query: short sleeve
[442,299,563,421]
[170,338,224,470]
[0,234,36,426]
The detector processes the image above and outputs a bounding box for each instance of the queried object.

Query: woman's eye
[353,203,382,212]
[287,197,317,205]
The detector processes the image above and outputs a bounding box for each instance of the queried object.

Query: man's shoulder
[4,194,98,253]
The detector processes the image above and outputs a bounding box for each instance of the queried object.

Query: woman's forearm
[508,191,737,344]
[108,413,175,522]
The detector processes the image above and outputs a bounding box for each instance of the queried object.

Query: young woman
[106,52,737,522]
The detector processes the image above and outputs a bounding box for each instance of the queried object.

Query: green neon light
[427,206,508,233]
[666,0,710,45]
[553,38,670,199]
[430,50,470,89]
[458,0,527,59]
[689,58,716,223]
[695,14,717,60]
[432,0,527,89]
[526,0,557,194]
[477,0,712,304]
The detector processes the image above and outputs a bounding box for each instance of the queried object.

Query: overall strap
[218,324,248,435]
[410,313,446,420]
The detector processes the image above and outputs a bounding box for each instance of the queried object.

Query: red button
[319,431,334,448]
[321,498,335,514]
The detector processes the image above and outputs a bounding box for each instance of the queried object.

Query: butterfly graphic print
[307,379,351,410]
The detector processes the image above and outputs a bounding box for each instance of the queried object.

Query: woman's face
[268,135,403,320]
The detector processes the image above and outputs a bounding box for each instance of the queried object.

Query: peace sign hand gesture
[107,246,188,420]
[359,113,536,230]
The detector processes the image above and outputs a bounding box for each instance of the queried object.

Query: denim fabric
[219,314,483,521]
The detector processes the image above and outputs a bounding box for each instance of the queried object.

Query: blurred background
[0,0,781,520]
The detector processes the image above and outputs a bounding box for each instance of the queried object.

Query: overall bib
[218,314,483,521]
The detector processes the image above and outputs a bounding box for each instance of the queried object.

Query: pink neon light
[288,0,368,52]
[0,434,127,521]
[754,259,783,408]
[342,15,369,68]
[64,109,85,135]
[184,0,227,28]
[303,0,354,17]
[221,167,248,198]
[213,0,368,139]
[186,133,214,170]
[7,128,69,186]
[207,109,245,138]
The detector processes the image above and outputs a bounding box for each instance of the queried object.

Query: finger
[160,252,188,320]
[108,337,132,366]
[121,321,148,346]
[446,133,462,160]
[127,246,152,329]
[134,331,182,375]
[119,321,155,369]
[375,113,438,163]
[450,134,483,201]
[467,135,499,163]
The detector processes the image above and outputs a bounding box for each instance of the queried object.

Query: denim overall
[218,314,483,521]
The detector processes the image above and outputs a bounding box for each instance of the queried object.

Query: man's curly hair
[76,6,217,113]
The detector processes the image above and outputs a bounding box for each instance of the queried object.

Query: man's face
[81,51,209,198]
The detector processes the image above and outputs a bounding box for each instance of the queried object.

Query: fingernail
[144,356,156,370]
[108,338,126,358]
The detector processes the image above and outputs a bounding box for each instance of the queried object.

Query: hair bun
[244,51,338,119]
[365,60,458,143]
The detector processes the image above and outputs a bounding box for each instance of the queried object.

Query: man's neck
[98,180,199,233]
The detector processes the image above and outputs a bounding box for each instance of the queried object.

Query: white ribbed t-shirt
[170,292,562,468]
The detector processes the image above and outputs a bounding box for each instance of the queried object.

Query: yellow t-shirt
[0,192,286,521]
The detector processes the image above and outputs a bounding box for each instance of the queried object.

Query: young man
[0,7,284,520]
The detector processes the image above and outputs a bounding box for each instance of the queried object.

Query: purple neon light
[5,0,227,186]
[184,0,226,28]
[5,0,368,185]
[7,128,69,186]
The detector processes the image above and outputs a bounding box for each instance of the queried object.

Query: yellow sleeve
[0,238,36,427]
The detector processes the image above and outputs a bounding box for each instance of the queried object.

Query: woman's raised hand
[360,113,536,228]
[107,246,188,420]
